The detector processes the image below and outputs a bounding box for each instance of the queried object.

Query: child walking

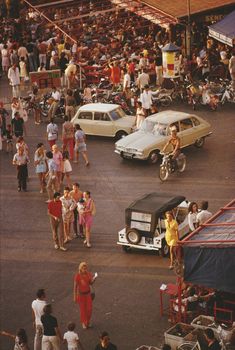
[63,322,84,350]
[1,328,29,350]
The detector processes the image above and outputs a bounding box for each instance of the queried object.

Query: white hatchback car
[115,110,212,163]
[71,103,135,139]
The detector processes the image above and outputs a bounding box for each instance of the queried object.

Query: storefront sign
[29,70,61,89]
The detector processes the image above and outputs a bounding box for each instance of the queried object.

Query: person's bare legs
[82,151,89,166]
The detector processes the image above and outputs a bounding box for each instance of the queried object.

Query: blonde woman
[73,262,97,329]
[60,187,76,243]
[164,211,179,269]
[34,143,47,193]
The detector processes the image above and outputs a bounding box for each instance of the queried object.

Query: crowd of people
[1,277,121,350]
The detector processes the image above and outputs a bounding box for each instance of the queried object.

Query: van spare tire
[126,229,141,244]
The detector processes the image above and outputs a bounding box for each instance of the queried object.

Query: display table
[160,283,178,317]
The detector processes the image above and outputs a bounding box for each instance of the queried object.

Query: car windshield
[140,119,167,136]
[110,107,125,121]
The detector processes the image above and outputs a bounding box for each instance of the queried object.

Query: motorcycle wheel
[160,96,171,107]
[177,157,186,173]
[159,165,169,182]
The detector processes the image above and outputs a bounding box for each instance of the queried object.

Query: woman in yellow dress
[164,211,179,269]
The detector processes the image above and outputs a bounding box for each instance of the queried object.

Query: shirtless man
[70,183,83,238]
[162,126,181,170]
[163,126,180,158]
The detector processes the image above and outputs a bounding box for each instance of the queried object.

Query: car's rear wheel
[194,137,205,148]
[126,229,141,245]
[116,130,128,140]
[148,150,159,164]
[177,156,186,173]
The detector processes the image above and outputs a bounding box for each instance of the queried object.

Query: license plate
[123,152,133,159]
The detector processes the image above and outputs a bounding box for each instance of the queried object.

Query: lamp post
[186,0,191,59]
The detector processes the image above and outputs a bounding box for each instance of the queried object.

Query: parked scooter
[40,92,65,120]
[186,81,219,111]
[152,88,172,107]
[220,81,235,105]
[159,152,186,182]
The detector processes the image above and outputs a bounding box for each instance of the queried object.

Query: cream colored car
[71,103,135,139]
[115,110,212,163]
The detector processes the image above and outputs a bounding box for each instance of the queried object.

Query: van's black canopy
[126,193,186,217]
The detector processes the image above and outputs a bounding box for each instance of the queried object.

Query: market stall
[209,10,235,47]
[162,199,235,349]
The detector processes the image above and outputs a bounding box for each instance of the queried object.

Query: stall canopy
[180,199,235,293]
[209,10,235,47]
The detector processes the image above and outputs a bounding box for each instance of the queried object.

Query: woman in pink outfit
[79,191,95,248]
[52,144,63,189]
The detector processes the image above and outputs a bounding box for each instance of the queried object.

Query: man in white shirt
[32,289,47,350]
[48,87,61,120]
[123,68,131,102]
[8,63,20,97]
[47,118,58,149]
[196,201,212,226]
[137,69,150,91]
[139,85,156,115]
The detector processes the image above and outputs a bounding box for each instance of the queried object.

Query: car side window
[78,112,93,120]
[179,118,193,131]
[192,117,200,126]
[94,112,110,121]
[175,207,188,224]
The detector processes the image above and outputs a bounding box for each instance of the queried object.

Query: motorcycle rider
[162,126,180,171]
[48,86,61,120]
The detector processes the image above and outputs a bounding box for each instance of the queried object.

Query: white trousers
[42,335,60,350]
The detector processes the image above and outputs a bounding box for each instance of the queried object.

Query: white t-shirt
[63,331,79,350]
[32,299,47,326]
[123,73,131,88]
[196,210,212,225]
[47,123,58,141]
[52,91,61,101]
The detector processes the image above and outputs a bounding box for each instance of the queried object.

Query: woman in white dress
[1,44,10,73]
[188,202,199,232]
[60,187,77,243]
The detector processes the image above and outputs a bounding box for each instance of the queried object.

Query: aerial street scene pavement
[0,0,235,349]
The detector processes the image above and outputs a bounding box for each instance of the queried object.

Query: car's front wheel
[126,229,141,245]
[116,130,128,140]
[194,137,205,148]
[148,150,159,164]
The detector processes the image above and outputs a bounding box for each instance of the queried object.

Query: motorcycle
[159,152,186,182]
[186,81,219,111]
[152,88,172,107]
[220,82,235,105]
[39,92,65,120]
